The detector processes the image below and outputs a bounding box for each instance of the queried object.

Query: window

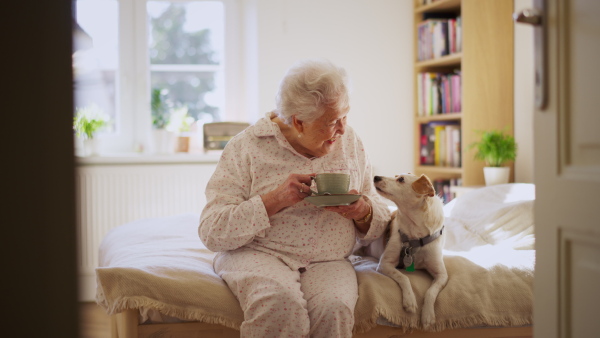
[73,0,241,154]
[148,1,224,126]
[73,0,118,132]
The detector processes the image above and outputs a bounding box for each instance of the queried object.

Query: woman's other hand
[324,190,372,233]
[261,173,316,216]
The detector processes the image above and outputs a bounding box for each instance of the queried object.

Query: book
[417,71,462,115]
[434,124,444,165]
[420,123,436,165]
[456,16,462,53]
[448,18,456,54]
[445,124,461,167]
[420,122,460,166]
[417,16,459,61]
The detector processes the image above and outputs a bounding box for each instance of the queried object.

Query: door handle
[513,0,547,110]
[513,8,542,26]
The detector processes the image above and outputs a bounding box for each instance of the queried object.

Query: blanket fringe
[103,296,242,331]
[427,312,532,332]
[353,307,532,334]
[353,306,418,334]
[104,297,531,335]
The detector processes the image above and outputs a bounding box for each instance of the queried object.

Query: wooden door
[533,0,600,337]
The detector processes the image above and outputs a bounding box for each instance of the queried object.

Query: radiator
[76,162,217,301]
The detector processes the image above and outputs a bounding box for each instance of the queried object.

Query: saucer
[305,194,361,207]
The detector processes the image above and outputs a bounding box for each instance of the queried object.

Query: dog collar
[396,226,445,271]
[399,226,445,249]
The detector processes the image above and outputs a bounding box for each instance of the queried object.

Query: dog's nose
[374,176,382,182]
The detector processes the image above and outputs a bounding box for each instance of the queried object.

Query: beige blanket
[96,183,534,333]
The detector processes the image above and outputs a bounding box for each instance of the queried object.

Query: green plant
[151,88,171,129]
[166,106,195,133]
[470,129,517,167]
[73,104,110,139]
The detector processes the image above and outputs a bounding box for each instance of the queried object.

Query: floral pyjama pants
[214,248,358,338]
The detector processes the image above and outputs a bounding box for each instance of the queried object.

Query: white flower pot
[483,167,510,186]
[152,129,176,154]
[82,138,99,156]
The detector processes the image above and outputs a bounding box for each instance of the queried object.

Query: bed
[96,183,535,338]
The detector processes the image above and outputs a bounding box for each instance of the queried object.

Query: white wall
[514,0,535,183]
[240,0,534,182]
[242,0,413,176]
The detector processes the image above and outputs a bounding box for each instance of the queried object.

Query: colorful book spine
[417,71,462,115]
[419,122,461,167]
[417,15,460,61]
[420,123,436,165]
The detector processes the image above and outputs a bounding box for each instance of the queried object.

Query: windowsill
[76,151,223,166]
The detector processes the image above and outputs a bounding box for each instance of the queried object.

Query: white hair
[275,59,350,125]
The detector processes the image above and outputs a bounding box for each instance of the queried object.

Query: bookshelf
[413,0,514,193]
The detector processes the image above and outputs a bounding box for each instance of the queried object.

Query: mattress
[96,183,535,333]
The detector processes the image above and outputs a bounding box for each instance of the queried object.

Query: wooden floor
[80,302,111,338]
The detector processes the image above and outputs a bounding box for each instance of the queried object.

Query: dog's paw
[402,291,418,313]
[421,309,436,328]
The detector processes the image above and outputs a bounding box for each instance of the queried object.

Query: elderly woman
[199,59,390,337]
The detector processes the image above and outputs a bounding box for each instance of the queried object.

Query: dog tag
[403,254,413,268]
[406,262,415,272]
[403,247,413,268]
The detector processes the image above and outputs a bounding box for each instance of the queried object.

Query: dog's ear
[412,174,435,197]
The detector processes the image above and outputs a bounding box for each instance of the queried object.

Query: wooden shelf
[415,0,461,14]
[414,166,463,181]
[415,165,462,174]
[415,53,462,69]
[416,113,462,123]
[413,0,514,187]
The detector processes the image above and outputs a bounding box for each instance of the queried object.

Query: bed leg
[110,314,118,338]
[113,309,139,338]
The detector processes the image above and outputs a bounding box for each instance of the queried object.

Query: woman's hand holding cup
[324,190,372,233]
[260,173,316,216]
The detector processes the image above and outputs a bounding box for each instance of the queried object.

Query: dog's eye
[397,176,405,183]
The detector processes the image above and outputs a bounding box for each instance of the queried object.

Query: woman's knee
[243,286,310,337]
[306,295,355,338]
[311,293,355,317]
[247,283,307,310]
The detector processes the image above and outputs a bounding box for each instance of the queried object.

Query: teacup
[312,173,350,195]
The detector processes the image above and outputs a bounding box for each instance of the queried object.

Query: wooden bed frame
[111,310,532,338]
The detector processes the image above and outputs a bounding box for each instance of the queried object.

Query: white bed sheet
[96,183,535,333]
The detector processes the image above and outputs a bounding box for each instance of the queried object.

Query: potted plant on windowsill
[73,104,110,156]
[151,88,176,154]
[166,106,196,153]
[469,129,518,186]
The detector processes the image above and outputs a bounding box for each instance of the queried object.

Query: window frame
[90,0,242,154]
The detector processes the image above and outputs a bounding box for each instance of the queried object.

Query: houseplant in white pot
[470,129,518,186]
[73,104,110,156]
[151,88,176,154]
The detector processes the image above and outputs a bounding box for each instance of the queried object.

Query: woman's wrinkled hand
[323,189,369,219]
[324,190,372,233]
[261,173,316,216]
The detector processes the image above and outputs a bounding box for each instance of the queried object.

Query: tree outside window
[148,1,224,127]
